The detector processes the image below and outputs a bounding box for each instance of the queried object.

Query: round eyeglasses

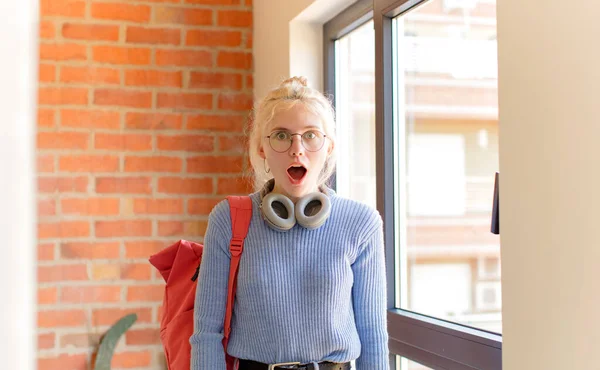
[265,130,327,153]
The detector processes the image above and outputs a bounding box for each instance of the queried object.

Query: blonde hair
[247,76,337,192]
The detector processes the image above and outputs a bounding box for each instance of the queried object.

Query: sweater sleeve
[351,213,390,370]
[190,200,232,370]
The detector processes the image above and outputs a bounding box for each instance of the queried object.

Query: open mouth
[287,164,307,184]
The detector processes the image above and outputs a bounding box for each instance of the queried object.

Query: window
[325,0,502,368]
[325,1,376,209]
[393,0,501,334]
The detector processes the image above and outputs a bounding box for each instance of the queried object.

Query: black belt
[238,359,352,370]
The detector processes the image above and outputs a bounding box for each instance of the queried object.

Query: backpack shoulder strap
[223,196,252,349]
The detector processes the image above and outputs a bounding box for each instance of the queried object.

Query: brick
[217,10,252,27]
[95,133,152,151]
[61,286,121,303]
[38,333,55,350]
[218,135,246,153]
[41,0,86,18]
[218,92,253,111]
[60,333,100,349]
[38,199,56,216]
[126,112,182,130]
[60,66,120,85]
[92,263,120,280]
[127,285,163,302]
[126,328,160,345]
[188,155,243,173]
[155,49,212,67]
[38,109,55,128]
[157,92,212,109]
[217,176,254,194]
[157,177,212,194]
[188,198,220,215]
[158,220,207,236]
[38,287,58,305]
[61,109,121,130]
[95,220,152,237]
[186,30,241,47]
[246,31,253,49]
[39,64,56,82]
[125,70,182,87]
[112,351,152,368]
[38,176,88,193]
[93,45,151,65]
[60,242,121,259]
[156,134,214,152]
[38,310,87,328]
[217,51,252,69]
[189,72,243,90]
[38,221,90,238]
[246,74,253,88]
[94,89,152,108]
[38,154,55,173]
[124,156,182,172]
[125,241,168,258]
[38,243,55,261]
[126,26,180,45]
[121,263,152,280]
[62,23,119,41]
[92,307,152,327]
[91,3,151,23]
[133,198,183,214]
[61,198,120,216]
[185,0,240,4]
[187,114,246,132]
[38,354,87,370]
[96,177,152,194]
[37,132,89,150]
[38,87,88,106]
[59,155,119,172]
[38,264,88,282]
[154,6,212,26]
[40,43,87,61]
[245,0,252,5]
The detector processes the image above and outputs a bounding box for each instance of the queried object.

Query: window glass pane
[334,21,377,209]
[396,356,434,369]
[393,0,501,333]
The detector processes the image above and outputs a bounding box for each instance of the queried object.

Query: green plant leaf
[94,313,137,370]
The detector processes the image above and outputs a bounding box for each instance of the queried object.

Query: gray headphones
[259,179,332,232]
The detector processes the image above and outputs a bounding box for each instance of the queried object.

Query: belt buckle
[267,362,301,370]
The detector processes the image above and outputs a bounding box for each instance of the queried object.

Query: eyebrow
[270,126,321,131]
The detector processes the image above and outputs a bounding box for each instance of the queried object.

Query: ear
[327,140,335,156]
[259,144,266,159]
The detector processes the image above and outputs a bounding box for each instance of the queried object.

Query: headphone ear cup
[295,192,331,230]
[261,192,296,231]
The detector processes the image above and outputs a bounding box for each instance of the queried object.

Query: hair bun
[281,76,308,87]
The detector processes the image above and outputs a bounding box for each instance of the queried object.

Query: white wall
[253,0,355,100]
[0,0,39,368]
[497,1,600,369]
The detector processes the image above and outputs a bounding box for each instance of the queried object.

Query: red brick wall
[37,0,253,368]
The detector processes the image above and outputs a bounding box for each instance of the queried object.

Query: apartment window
[325,0,502,368]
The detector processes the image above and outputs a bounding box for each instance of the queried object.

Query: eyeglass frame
[264,129,328,153]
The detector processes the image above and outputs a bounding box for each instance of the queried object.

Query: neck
[261,178,321,203]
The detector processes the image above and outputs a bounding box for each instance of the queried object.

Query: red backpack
[149,196,252,370]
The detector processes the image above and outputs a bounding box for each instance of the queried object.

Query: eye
[303,131,317,140]
[273,131,289,140]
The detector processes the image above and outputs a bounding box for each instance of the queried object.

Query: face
[259,103,333,202]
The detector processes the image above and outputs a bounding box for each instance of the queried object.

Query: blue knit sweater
[190,187,389,369]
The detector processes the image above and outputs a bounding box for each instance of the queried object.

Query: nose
[289,134,304,157]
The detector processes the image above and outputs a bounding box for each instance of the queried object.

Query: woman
[190,76,389,370]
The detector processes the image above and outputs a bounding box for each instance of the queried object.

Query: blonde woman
[191,76,389,370]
